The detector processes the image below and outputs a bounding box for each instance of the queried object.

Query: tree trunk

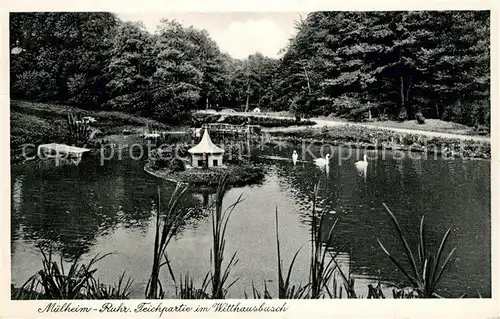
[244,83,250,112]
[406,76,413,119]
[303,65,311,94]
[398,76,407,121]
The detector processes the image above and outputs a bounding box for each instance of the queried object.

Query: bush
[13,70,58,101]
[169,158,186,172]
[415,112,426,124]
[223,144,244,164]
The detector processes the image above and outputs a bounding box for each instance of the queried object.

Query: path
[196,110,490,143]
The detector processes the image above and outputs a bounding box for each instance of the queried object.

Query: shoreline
[143,161,265,187]
[266,126,491,160]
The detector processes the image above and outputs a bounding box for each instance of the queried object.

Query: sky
[116,12,308,59]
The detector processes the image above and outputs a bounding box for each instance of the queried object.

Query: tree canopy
[10,11,490,127]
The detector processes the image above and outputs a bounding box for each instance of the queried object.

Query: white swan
[314,154,330,167]
[355,154,368,170]
[292,150,298,165]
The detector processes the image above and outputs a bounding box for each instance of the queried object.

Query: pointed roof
[188,129,224,154]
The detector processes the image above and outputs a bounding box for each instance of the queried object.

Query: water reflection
[11,155,208,260]
[10,140,491,298]
[270,144,490,297]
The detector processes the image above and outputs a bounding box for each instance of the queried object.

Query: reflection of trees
[272,152,491,296]
[272,154,423,287]
[11,156,206,260]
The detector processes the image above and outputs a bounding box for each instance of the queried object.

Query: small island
[144,128,264,187]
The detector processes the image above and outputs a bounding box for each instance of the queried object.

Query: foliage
[106,21,155,111]
[274,11,489,127]
[146,184,191,298]
[66,113,91,146]
[377,203,456,298]
[223,144,244,164]
[10,12,118,108]
[14,246,131,300]
[275,208,309,299]
[209,174,242,298]
[88,272,134,299]
[10,12,488,128]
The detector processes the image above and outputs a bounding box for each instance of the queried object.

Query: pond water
[11,134,491,298]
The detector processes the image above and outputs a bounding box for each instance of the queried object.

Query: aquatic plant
[377,203,457,298]
[146,183,191,299]
[175,273,211,299]
[88,271,134,299]
[275,207,309,299]
[309,182,347,298]
[15,246,115,299]
[66,113,91,146]
[209,174,242,298]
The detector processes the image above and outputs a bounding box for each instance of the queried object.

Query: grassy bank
[11,100,168,145]
[10,100,169,162]
[313,116,488,136]
[144,161,265,187]
[268,125,491,159]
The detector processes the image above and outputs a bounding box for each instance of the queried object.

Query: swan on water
[314,154,330,167]
[292,150,298,165]
[355,155,368,182]
[355,154,368,170]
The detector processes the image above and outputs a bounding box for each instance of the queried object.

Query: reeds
[176,273,211,299]
[88,271,134,299]
[15,246,121,299]
[377,203,457,298]
[309,182,346,298]
[163,174,242,299]
[209,173,242,298]
[275,207,309,299]
[146,183,190,299]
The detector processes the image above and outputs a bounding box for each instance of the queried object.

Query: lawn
[10,100,170,162]
[364,119,482,136]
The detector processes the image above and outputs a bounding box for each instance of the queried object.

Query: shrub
[169,158,186,172]
[415,112,426,124]
[13,70,58,101]
[223,144,244,164]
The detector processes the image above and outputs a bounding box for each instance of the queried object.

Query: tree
[151,20,203,123]
[106,21,155,112]
[10,12,119,108]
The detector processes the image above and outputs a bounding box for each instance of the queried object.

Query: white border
[1,1,498,318]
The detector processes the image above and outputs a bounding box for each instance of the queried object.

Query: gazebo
[188,129,224,168]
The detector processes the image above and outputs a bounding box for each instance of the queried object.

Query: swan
[292,150,298,165]
[355,154,368,170]
[314,154,330,167]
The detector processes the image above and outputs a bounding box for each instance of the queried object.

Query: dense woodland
[10,11,490,127]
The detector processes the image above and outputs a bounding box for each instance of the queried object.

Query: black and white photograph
[4,7,497,316]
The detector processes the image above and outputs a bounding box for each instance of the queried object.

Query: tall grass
[14,246,131,300]
[209,174,242,298]
[377,203,457,298]
[309,182,347,298]
[275,207,309,299]
[162,174,242,299]
[175,273,211,299]
[88,271,134,299]
[146,183,191,299]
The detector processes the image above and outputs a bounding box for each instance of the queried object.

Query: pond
[10,134,491,298]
